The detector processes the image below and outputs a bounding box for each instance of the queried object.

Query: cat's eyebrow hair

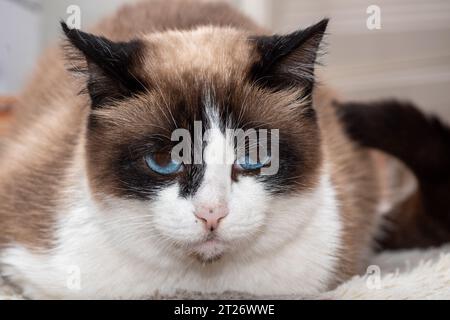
[202,88,224,131]
[126,138,175,159]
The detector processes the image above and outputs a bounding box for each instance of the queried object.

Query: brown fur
[314,89,381,281]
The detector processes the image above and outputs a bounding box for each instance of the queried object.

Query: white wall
[268,0,450,120]
[41,0,139,47]
[0,0,42,94]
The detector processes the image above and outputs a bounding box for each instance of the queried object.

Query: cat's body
[0,0,381,298]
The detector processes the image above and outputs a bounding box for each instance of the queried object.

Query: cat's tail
[335,99,450,250]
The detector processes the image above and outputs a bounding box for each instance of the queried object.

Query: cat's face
[63,21,327,262]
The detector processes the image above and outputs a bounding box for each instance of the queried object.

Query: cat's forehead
[93,79,304,138]
[139,27,256,82]
[102,28,308,132]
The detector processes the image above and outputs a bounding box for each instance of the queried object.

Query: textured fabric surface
[1,244,449,300]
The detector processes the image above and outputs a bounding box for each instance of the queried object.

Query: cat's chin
[190,238,227,263]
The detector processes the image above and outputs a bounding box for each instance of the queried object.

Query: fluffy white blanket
[2,244,449,300]
[323,244,450,299]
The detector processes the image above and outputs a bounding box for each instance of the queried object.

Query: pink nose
[195,204,228,231]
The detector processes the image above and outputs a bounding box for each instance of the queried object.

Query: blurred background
[1,0,449,120]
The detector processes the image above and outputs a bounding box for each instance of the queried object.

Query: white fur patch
[0,170,342,298]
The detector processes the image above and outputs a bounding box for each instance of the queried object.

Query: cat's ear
[61,22,145,108]
[250,19,328,94]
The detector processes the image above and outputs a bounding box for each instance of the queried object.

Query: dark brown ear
[250,19,328,95]
[61,22,146,108]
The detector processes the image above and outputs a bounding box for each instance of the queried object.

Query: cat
[0,0,383,298]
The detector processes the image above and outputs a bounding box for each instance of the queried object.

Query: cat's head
[62,20,328,263]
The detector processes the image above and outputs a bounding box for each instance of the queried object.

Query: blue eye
[235,155,270,171]
[145,153,183,175]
